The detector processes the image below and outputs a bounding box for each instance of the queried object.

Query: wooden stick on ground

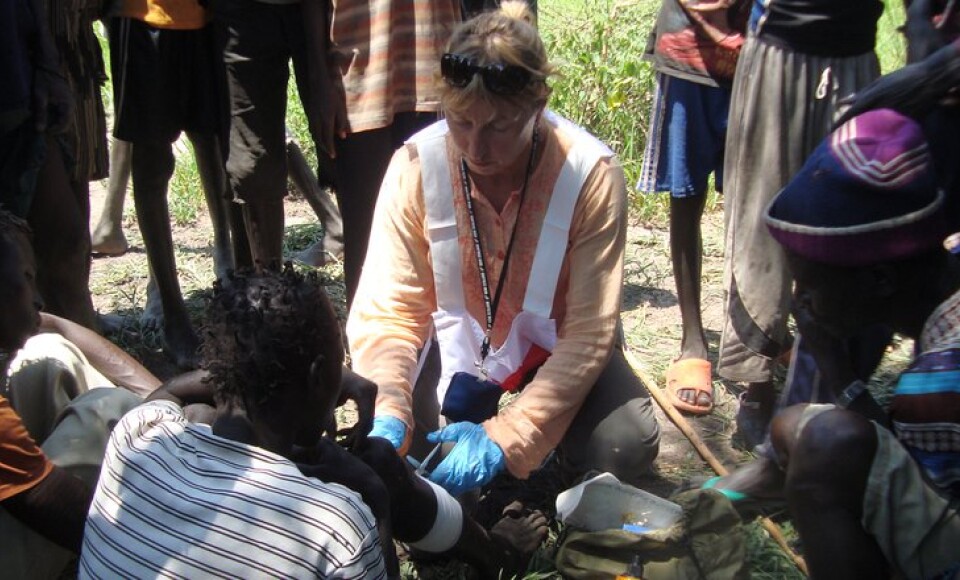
[623,349,810,577]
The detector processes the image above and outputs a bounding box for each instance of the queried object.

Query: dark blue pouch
[441,371,503,423]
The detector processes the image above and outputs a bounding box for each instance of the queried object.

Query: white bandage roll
[408,476,464,553]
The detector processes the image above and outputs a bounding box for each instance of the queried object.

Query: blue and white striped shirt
[80,400,387,579]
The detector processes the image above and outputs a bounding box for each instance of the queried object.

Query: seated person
[0,208,156,578]
[81,264,546,579]
[709,109,960,578]
[348,1,660,499]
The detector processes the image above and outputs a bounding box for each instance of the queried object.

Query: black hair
[201,263,344,409]
[0,207,32,249]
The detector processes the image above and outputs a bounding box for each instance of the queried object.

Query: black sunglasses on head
[440,53,533,96]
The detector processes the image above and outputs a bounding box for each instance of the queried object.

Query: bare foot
[140,277,164,332]
[294,240,327,268]
[162,317,201,370]
[483,501,549,579]
[323,234,344,262]
[91,225,129,256]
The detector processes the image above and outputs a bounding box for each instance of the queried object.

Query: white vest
[410,112,612,409]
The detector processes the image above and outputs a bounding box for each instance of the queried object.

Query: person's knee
[784,409,876,510]
[561,402,661,484]
[131,141,176,189]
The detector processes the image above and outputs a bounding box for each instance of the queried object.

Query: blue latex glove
[368,415,407,451]
[426,422,505,496]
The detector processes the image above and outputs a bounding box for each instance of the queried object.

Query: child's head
[0,208,41,352]
[201,263,344,440]
[766,108,951,337]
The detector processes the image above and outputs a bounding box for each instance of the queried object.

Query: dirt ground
[88,175,749,490]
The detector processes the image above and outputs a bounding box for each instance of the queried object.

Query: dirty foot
[162,319,201,370]
[294,239,327,267]
[484,501,549,579]
[140,277,164,332]
[91,226,129,256]
[98,312,136,336]
[323,234,345,262]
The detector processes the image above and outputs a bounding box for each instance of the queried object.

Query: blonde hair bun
[499,0,536,27]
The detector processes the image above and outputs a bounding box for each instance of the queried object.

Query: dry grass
[86,0,912,577]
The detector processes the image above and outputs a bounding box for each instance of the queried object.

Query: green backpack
[555,489,748,579]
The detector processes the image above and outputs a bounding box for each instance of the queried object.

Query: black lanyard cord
[458,124,540,366]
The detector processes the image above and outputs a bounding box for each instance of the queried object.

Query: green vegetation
[91,2,913,577]
[542,0,907,223]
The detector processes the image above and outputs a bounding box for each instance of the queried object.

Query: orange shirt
[0,395,53,502]
[115,0,208,30]
[347,116,627,478]
[330,0,460,133]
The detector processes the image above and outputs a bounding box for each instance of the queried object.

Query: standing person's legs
[130,140,200,367]
[287,139,344,267]
[91,138,133,256]
[333,112,436,307]
[639,74,729,414]
[109,18,213,367]
[187,131,234,280]
[216,0,293,266]
[719,39,881,447]
[28,137,98,331]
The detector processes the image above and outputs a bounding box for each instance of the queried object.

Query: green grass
[541,0,907,224]
[91,3,911,577]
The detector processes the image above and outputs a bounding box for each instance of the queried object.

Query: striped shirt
[330,0,460,133]
[891,289,960,498]
[79,401,387,579]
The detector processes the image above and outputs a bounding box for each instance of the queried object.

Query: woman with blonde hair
[348,1,660,496]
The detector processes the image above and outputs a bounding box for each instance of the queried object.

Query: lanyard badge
[459,124,540,381]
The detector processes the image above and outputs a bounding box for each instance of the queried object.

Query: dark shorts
[108,18,220,143]
[637,73,731,198]
[0,120,47,218]
[213,0,309,203]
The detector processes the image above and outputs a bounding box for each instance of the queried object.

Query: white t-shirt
[79,400,386,579]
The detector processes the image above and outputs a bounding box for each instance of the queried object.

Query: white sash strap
[414,121,467,312]
[414,114,613,318]
[523,113,613,317]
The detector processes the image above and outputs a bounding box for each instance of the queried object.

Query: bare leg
[29,136,98,330]
[242,198,284,267]
[736,380,776,450]
[669,194,712,410]
[188,131,234,280]
[229,202,252,270]
[141,133,234,331]
[91,138,132,256]
[130,140,200,368]
[771,407,888,579]
[286,138,344,267]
